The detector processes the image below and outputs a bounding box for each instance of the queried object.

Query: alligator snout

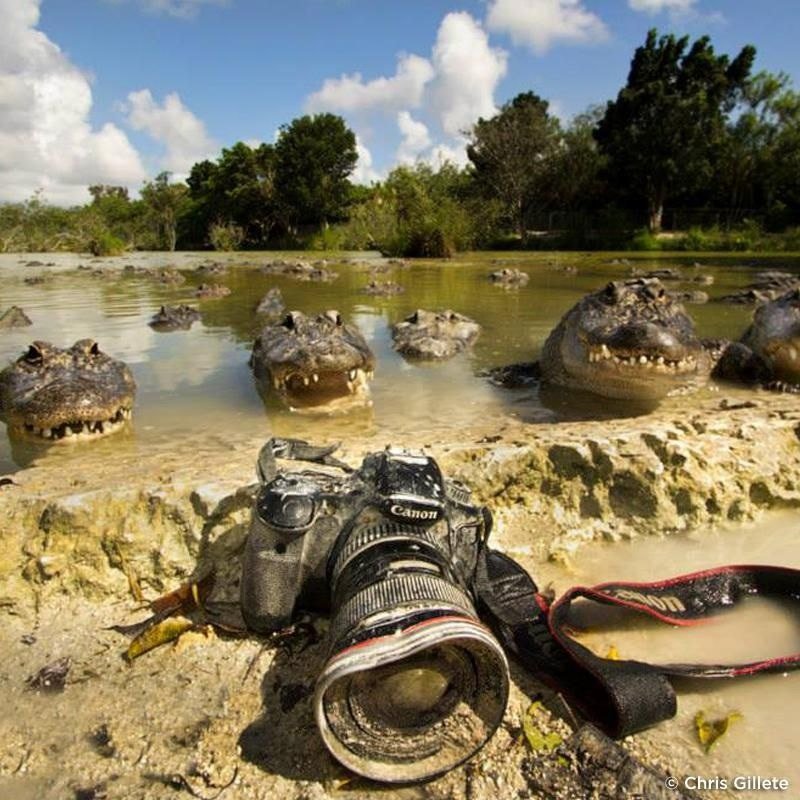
[603,322,690,360]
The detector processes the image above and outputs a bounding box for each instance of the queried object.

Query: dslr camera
[240,439,509,783]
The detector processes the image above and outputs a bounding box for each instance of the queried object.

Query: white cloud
[351,137,382,185]
[106,0,230,19]
[427,140,469,169]
[123,89,216,175]
[486,0,609,54]
[429,12,508,137]
[0,0,146,204]
[305,53,434,114]
[396,111,431,164]
[628,0,696,13]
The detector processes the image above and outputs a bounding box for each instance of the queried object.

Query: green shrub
[209,220,244,251]
[88,231,126,256]
[308,225,347,251]
[629,228,661,251]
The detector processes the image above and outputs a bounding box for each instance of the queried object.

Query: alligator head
[148,305,201,331]
[251,310,374,411]
[391,309,481,360]
[0,339,136,440]
[741,289,800,385]
[540,278,707,400]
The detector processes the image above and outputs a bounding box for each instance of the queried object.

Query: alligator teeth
[639,355,648,365]
[312,373,319,383]
[303,376,310,386]
[349,369,357,381]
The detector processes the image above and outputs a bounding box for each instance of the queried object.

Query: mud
[1,392,799,798]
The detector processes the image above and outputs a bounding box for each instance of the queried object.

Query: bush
[209,220,244,251]
[308,225,347,251]
[88,231,126,256]
[629,228,661,251]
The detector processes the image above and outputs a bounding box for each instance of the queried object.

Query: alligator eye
[282,313,297,330]
[89,341,100,355]
[323,310,342,326]
[22,344,43,365]
[604,283,620,303]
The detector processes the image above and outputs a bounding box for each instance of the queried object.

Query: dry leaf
[694,710,743,753]
[125,617,194,661]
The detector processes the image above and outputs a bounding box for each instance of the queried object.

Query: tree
[274,113,357,229]
[595,29,755,232]
[717,71,800,222]
[466,92,562,242]
[140,172,189,251]
[185,142,278,248]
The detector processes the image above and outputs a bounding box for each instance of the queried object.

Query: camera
[240,440,509,783]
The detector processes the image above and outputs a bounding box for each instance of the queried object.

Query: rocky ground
[1,392,799,799]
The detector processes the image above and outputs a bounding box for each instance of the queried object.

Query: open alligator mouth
[0,339,137,442]
[585,343,698,372]
[251,310,376,412]
[19,407,133,441]
[271,367,374,411]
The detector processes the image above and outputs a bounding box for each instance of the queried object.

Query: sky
[2,0,799,205]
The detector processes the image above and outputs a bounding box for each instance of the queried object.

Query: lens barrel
[314,521,509,783]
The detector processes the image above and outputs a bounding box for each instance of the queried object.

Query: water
[1,250,798,473]
[527,512,800,791]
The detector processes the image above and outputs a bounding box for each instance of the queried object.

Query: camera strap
[475,548,800,738]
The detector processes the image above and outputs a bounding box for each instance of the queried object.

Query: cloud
[429,12,508,137]
[0,0,146,204]
[628,0,696,13]
[105,0,231,19]
[122,89,216,175]
[396,111,431,164]
[351,137,382,185]
[304,11,504,175]
[427,140,469,169]
[486,0,609,54]
[305,53,434,114]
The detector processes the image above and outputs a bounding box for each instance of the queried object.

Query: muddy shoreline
[1,392,799,798]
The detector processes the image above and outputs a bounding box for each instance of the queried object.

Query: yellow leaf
[694,710,743,753]
[125,616,194,661]
[522,701,563,753]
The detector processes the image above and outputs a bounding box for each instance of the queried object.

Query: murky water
[1,250,798,473]
[525,512,800,793]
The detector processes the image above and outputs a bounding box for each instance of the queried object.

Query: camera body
[240,447,488,636]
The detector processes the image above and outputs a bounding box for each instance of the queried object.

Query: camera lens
[314,521,508,782]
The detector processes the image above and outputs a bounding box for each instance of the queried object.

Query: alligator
[362,280,404,296]
[713,289,800,391]
[0,340,135,440]
[391,309,481,360]
[255,288,285,318]
[259,260,337,282]
[489,268,529,287]
[488,279,709,402]
[148,305,201,331]
[195,283,231,298]
[717,271,800,304]
[0,306,32,330]
[251,310,375,411]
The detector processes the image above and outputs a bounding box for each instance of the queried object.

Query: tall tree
[140,172,189,251]
[274,113,357,229]
[186,142,278,247]
[466,92,561,242]
[595,29,755,232]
